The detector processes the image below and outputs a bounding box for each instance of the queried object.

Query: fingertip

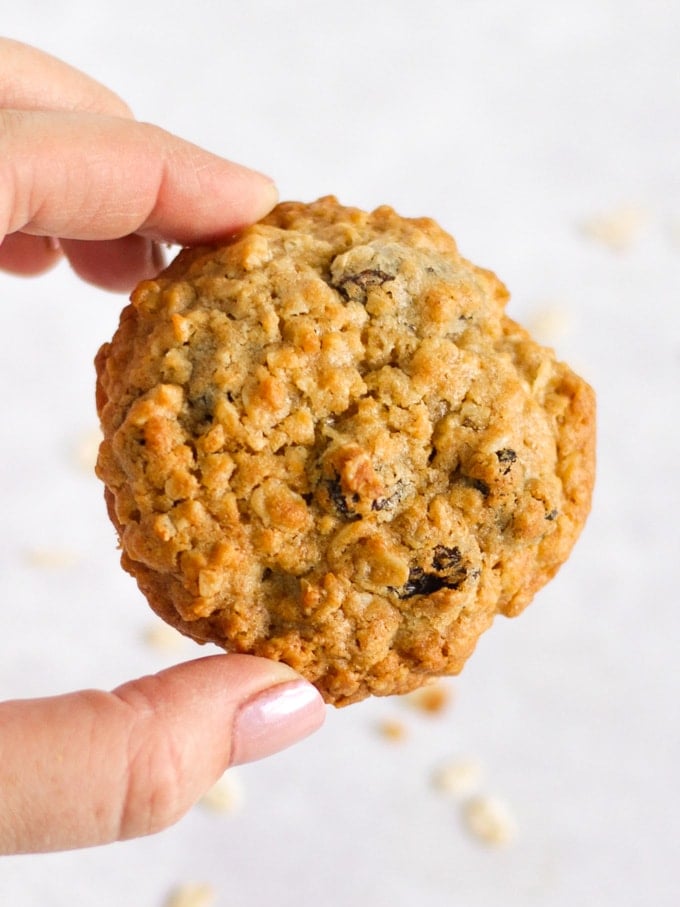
[112,655,324,839]
[146,170,280,245]
[147,654,327,769]
[60,235,163,292]
[140,132,280,244]
[0,232,63,276]
[250,176,279,222]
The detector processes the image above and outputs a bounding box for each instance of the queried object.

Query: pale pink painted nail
[230,680,325,766]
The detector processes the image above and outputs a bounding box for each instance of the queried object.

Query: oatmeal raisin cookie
[95,197,595,705]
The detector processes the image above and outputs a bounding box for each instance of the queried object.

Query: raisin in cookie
[95,197,595,706]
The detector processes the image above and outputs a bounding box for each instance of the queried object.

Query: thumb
[0,654,325,854]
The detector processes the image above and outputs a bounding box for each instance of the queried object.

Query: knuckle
[113,683,190,840]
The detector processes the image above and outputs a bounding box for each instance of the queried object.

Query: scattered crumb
[73,427,103,474]
[377,719,408,742]
[432,758,484,798]
[462,795,518,847]
[164,884,216,907]
[24,547,81,569]
[526,304,572,346]
[579,204,648,251]
[404,682,452,715]
[143,621,187,652]
[199,770,245,814]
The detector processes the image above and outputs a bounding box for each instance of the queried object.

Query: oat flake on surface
[431,757,484,798]
[164,883,216,907]
[462,794,518,846]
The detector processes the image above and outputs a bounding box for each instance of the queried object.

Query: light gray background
[1,1,678,904]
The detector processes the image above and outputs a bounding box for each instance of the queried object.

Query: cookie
[95,197,595,706]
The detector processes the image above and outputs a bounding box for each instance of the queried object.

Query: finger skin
[0,37,132,116]
[0,108,278,245]
[0,38,133,286]
[0,232,62,276]
[0,655,324,854]
[0,41,278,290]
[59,235,166,292]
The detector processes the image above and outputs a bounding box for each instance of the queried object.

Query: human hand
[0,39,325,854]
[0,37,278,290]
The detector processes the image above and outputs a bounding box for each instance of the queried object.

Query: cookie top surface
[95,197,595,705]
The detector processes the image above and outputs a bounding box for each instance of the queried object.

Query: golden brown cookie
[95,197,595,705]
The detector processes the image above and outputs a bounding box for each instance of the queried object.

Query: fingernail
[230,680,325,766]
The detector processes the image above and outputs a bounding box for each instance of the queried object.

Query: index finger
[0,108,278,246]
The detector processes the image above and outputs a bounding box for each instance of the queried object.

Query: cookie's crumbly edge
[493,320,596,618]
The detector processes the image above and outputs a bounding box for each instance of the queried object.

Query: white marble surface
[1,1,678,904]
